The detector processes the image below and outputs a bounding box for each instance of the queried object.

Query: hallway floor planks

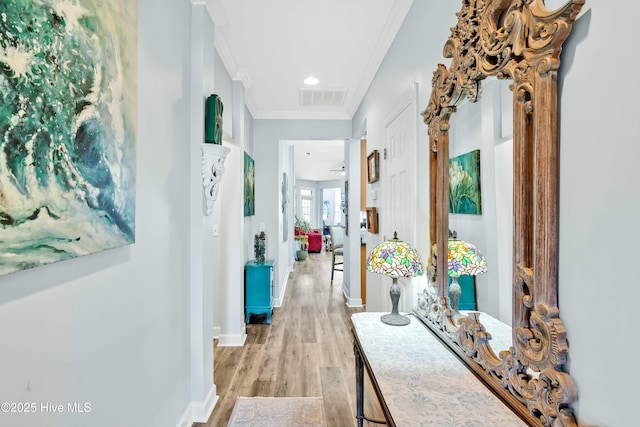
[195,250,385,426]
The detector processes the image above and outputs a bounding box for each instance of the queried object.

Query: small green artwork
[244,152,255,216]
[449,149,482,214]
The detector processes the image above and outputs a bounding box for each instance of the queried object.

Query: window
[301,189,313,223]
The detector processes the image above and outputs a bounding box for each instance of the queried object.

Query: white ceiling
[291,140,345,182]
[207,0,413,180]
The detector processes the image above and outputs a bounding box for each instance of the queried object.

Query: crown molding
[243,94,258,118]
[203,0,227,26]
[233,68,252,89]
[213,34,237,76]
[346,0,414,117]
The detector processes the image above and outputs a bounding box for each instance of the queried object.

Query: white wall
[344,139,363,306]
[214,140,245,347]
[213,77,250,347]
[0,1,216,426]
[277,142,294,289]
[557,4,637,426]
[243,106,256,264]
[284,146,295,269]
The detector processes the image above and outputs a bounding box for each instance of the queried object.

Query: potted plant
[294,215,310,234]
[294,216,310,261]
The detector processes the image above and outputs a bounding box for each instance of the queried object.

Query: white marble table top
[351,312,526,426]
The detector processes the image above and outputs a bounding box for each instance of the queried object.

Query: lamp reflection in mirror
[447,239,487,316]
[367,232,423,326]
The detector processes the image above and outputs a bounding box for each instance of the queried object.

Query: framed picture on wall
[282,172,288,242]
[244,152,255,216]
[449,149,482,214]
[0,0,138,276]
[367,150,379,183]
[343,180,349,236]
[366,207,378,233]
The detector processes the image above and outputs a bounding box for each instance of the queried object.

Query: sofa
[295,228,323,253]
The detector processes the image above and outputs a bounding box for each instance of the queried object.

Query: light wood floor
[195,250,385,427]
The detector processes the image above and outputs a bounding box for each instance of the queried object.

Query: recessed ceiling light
[304,76,319,86]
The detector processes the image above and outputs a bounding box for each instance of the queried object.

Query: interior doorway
[322,187,342,228]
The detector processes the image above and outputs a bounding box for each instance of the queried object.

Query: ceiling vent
[299,88,347,107]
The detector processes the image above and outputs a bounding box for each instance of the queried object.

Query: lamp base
[380,277,410,326]
[380,313,410,326]
[449,276,461,316]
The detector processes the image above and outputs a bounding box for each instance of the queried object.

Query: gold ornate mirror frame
[415,1,584,426]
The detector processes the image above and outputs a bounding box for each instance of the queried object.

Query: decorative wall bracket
[201,143,230,215]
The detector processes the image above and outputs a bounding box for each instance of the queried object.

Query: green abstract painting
[0,0,137,275]
[244,152,255,216]
[449,149,482,214]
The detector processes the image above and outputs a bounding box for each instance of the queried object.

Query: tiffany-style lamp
[367,232,424,326]
[447,239,487,315]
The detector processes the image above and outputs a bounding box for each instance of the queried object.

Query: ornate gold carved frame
[415,1,584,426]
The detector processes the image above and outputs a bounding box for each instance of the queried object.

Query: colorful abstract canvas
[449,149,482,214]
[244,152,255,216]
[0,0,137,275]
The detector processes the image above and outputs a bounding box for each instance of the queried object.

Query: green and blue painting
[244,152,255,216]
[449,149,482,214]
[0,0,137,275]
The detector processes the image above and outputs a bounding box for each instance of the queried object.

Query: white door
[381,99,417,312]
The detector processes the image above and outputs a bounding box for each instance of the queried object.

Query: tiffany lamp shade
[367,232,424,326]
[447,239,487,314]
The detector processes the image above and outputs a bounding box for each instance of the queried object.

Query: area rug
[227,396,327,427]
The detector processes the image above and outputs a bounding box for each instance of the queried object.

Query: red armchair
[306,230,323,253]
[294,227,322,253]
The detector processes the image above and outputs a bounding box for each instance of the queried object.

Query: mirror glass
[447,78,513,353]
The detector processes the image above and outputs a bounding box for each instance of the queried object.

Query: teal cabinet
[448,275,477,310]
[245,260,275,324]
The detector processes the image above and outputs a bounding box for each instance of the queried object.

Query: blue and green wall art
[0,0,137,275]
[244,152,255,216]
[449,149,482,215]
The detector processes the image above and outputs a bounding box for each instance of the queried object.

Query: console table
[245,260,275,324]
[351,312,526,426]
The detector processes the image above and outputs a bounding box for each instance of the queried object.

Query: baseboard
[273,270,289,307]
[212,326,221,339]
[346,298,362,308]
[342,284,363,307]
[346,298,363,308]
[175,384,218,427]
[217,325,247,347]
